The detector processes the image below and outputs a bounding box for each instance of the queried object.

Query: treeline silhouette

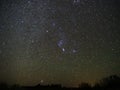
[0,75,120,90]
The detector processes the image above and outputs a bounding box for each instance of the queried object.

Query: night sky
[0,0,120,87]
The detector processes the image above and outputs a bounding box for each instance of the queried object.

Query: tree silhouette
[95,75,120,89]
[79,82,92,90]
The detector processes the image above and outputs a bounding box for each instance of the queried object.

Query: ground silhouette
[0,75,120,90]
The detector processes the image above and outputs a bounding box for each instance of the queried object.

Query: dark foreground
[0,75,120,90]
[0,85,120,90]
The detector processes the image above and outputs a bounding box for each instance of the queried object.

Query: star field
[0,0,120,87]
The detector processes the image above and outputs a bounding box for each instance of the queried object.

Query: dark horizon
[0,75,120,90]
[0,74,120,88]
